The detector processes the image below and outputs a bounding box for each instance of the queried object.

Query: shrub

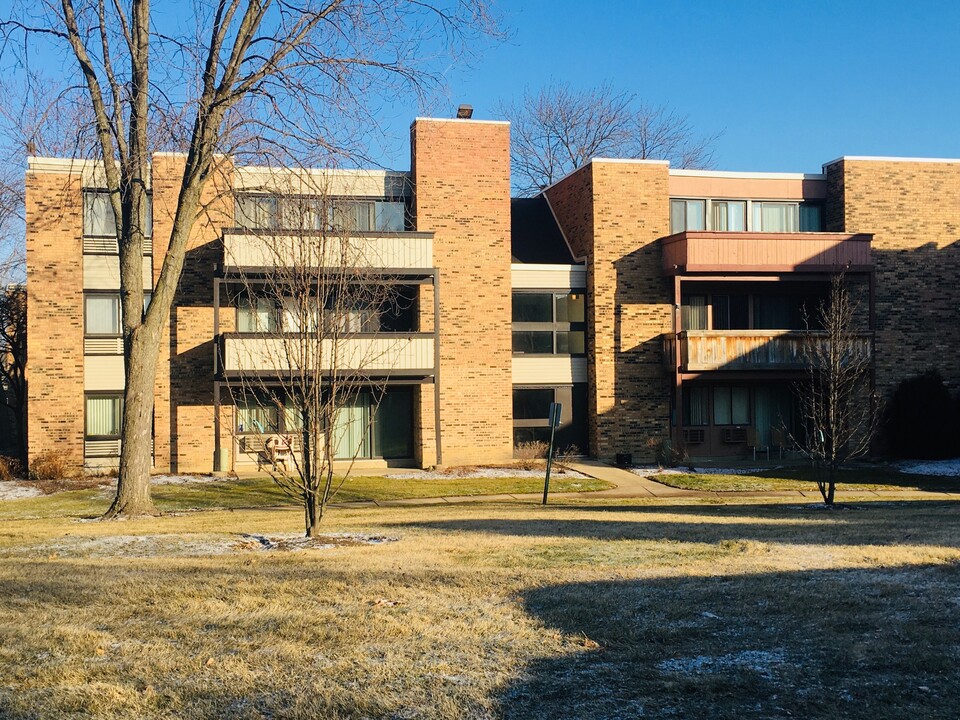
[0,456,24,482]
[29,450,77,481]
[514,441,548,471]
[884,370,958,459]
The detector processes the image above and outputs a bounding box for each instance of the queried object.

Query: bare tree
[793,274,879,505]
[502,82,719,196]
[1,0,497,518]
[222,182,417,536]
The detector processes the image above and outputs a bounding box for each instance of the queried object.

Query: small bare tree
[794,274,879,505]
[502,82,719,196]
[223,184,415,535]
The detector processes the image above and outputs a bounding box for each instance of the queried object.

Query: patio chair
[746,427,769,461]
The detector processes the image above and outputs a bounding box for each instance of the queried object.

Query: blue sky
[391,0,960,173]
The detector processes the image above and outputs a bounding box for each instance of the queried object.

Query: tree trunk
[825,466,836,506]
[304,488,319,538]
[104,329,159,518]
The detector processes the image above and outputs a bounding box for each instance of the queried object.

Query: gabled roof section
[511,196,577,264]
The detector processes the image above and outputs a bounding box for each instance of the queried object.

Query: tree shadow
[386,500,960,548]
[499,562,960,719]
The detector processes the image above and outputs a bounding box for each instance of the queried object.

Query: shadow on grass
[499,562,960,720]
[387,500,960,548]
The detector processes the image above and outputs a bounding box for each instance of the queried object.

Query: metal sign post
[542,402,562,505]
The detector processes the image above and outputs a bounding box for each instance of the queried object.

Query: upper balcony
[662,231,873,275]
[663,330,873,373]
[222,230,434,272]
[217,333,436,378]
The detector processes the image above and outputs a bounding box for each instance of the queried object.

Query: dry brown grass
[1,498,959,718]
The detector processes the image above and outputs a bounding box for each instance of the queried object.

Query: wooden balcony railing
[663,330,872,372]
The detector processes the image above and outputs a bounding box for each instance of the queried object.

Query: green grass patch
[655,465,958,493]
[0,472,611,520]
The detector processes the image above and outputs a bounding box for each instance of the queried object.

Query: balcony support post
[673,275,683,452]
[432,268,442,466]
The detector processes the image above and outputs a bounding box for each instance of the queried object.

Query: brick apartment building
[24,117,960,472]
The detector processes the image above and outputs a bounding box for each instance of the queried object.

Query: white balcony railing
[221,335,435,375]
[223,231,433,270]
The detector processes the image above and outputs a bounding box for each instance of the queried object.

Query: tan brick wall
[827,159,960,396]
[411,119,514,465]
[25,169,85,469]
[547,161,672,461]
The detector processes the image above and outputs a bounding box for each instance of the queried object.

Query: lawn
[651,464,960,494]
[0,471,611,520]
[1,495,959,718]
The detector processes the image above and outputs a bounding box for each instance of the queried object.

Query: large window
[512,385,587,451]
[512,291,586,355]
[84,293,151,336]
[239,288,417,335]
[85,395,123,438]
[713,386,750,426]
[83,191,153,237]
[235,194,405,232]
[236,387,413,460]
[669,198,823,233]
[670,199,706,234]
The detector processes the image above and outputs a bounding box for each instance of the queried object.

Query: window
[712,294,750,330]
[714,386,750,425]
[237,297,278,333]
[681,294,707,330]
[684,386,709,426]
[236,395,280,434]
[235,194,406,232]
[83,191,152,237]
[670,199,706,234]
[799,204,822,232]
[86,395,123,438]
[512,385,587,451]
[85,295,121,336]
[712,201,746,231]
[752,202,799,232]
[512,292,586,355]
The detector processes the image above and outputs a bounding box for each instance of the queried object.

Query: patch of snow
[657,649,787,679]
[898,458,960,477]
[0,481,43,500]
[629,466,767,477]
[21,532,397,558]
[151,474,225,485]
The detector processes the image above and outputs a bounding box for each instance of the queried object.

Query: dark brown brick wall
[548,160,672,461]
[827,158,960,397]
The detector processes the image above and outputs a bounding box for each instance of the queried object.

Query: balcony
[222,230,433,271]
[664,330,873,373]
[662,231,872,275]
[218,333,436,377]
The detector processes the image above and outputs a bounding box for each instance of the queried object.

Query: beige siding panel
[84,355,125,390]
[512,356,587,385]
[83,255,153,289]
[223,336,435,373]
[511,264,587,290]
[234,167,410,197]
[224,233,433,269]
